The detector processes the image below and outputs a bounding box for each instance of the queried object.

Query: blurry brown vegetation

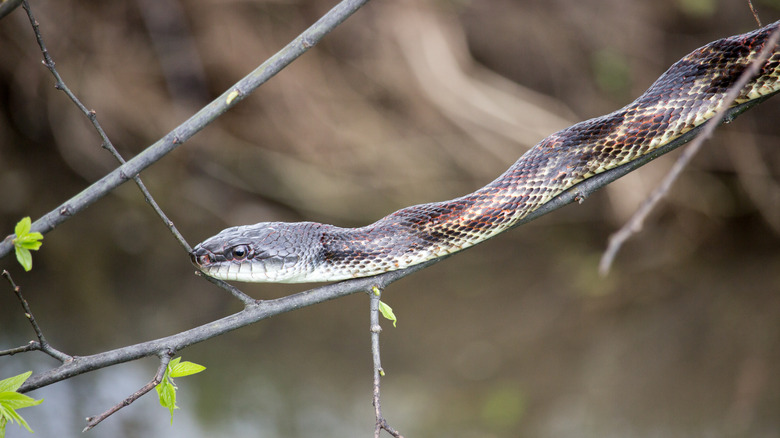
[1,0,780,437]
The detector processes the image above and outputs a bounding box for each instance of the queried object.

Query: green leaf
[0,372,32,393]
[14,247,32,272]
[156,357,205,424]
[18,235,43,250]
[156,378,177,425]
[14,217,31,237]
[0,372,43,437]
[0,393,43,411]
[170,361,206,378]
[12,217,43,272]
[378,301,397,328]
[168,357,181,370]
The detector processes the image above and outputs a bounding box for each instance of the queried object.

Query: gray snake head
[191,222,325,283]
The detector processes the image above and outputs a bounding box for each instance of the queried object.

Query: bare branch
[599,24,780,275]
[370,288,385,438]
[748,0,762,27]
[0,341,39,357]
[195,271,257,306]
[369,286,405,438]
[1,270,71,363]
[82,352,174,432]
[17,260,434,393]
[0,0,373,259]
[0,0,22,20]
[11,89,773,395]
[21,0,192,253]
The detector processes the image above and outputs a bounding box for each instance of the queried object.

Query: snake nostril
[190,251,212,267]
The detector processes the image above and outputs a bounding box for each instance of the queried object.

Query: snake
[191,21,780,283]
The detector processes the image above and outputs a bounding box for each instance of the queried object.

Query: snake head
[190,222,324,283]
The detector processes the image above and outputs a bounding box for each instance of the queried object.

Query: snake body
[192,21,780,283]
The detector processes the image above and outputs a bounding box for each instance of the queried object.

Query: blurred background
[1,0,780,437]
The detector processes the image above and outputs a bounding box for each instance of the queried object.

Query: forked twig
[599,24,780,275]
[21,0,192,253]
[83,352,174,432]
[0,0,372,261]
[1,270,71,363]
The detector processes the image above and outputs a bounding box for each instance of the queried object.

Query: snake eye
[230,245,249,260]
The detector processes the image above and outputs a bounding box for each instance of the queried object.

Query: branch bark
[0,0,373,259]
[3,5,779,433]
[12,62,779,397]
[599,25,780,274]
[18,261,432,393]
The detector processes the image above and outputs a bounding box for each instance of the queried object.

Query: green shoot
[0,371,44,437]
[156,357,205,424]
[372,287,398,327]
[378,301,397,328]
[12,217,44,272]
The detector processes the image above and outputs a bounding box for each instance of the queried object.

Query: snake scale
[192,21,780,283]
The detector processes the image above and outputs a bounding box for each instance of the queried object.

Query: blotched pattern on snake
[192,21,780,283]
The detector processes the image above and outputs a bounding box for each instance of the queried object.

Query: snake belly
[192,21,780,283]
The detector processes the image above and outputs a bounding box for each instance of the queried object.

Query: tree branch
[11,74,778,397]
[1,270,71,363]
[4,6,779,433]
[82,352,174,432]
[0,0,22,20]
[18,261,433,393]
[0,0,373,259]
[21,0,192,252]
[369,287,404,438]
[599,25,780,275]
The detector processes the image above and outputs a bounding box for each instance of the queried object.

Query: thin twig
[83,351,174,432]
[21,0,192,253]
[0,0,373,260]
[195,271,257,305]
[0,0,23,20]
[0,341,39,356]
[370,288,384,438]
[599,24,780,275]
[369,287,404,438]
[17,259,432,393]
[748,0,762,27]
[1,270,71,363]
